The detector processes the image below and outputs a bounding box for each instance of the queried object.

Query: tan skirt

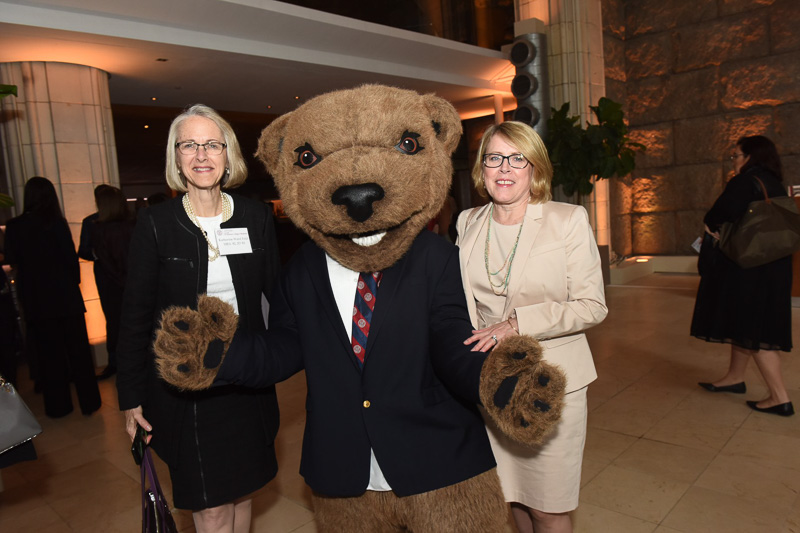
[483,386,588,513]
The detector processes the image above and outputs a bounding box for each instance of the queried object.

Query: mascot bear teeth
[352,231,386,246]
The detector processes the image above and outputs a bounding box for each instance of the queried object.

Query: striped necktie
[351,271,382,366]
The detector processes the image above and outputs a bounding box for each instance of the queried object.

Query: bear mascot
[153,84,566,532]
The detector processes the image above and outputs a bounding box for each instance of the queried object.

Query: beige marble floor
[1,273,798,532]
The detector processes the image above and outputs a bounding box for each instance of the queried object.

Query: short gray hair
[165,104,247,192]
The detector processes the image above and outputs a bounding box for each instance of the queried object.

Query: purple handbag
[141,447,178,533]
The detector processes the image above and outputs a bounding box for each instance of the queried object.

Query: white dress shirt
[325,254,392,492]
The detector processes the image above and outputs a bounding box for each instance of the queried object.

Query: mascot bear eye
[395,131,424,155]
[293,143,322,169]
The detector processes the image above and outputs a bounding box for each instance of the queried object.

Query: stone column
[515,0,610,249]
[0,61,119,239]
[0,61,119,363]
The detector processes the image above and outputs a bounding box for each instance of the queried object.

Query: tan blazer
[456,201,607,393]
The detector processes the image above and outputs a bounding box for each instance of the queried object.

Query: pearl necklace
[484,204,524,296]
[182,192,232,262]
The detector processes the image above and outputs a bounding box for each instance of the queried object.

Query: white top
[325,254,391,492]
[196,195,239,315]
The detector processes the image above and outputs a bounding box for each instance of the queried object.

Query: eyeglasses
[176,141,227,156]
[483,153,529,169]
[729,152,745,161]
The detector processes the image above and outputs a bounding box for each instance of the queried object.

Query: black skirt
[691,235,793,352]
[153,385,279,511]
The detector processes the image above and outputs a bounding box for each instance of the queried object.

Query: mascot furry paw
[481,335,566,445]
[154,295,237,391]
[153,84,565,532]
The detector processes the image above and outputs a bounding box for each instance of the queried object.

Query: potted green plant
[0,85,16,98]
[545,97,644,199]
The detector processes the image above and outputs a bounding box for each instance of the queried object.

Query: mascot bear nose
[332,183,385,222]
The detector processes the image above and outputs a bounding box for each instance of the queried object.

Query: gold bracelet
[507,317,519,334]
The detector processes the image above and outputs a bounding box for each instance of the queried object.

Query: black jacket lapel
[303,245,365,371]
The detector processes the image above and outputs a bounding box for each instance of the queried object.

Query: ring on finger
[491,335,498,343]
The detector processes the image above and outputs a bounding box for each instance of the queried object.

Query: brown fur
[256,84,462,273]
[312,469,507,533]
[153,295,238,391]
[479,335,567,446]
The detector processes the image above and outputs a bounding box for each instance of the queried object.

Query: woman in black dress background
[79,185,135,380]
[4,177,102,418]
[692,135,794,417]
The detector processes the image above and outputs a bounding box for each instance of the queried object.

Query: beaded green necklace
[483,204,524,296]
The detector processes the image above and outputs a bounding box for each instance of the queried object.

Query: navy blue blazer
[220,230,496,497]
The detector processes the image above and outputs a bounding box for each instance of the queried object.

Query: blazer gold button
[363,400,371,408]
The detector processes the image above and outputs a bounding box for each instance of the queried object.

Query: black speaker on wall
[509,33,549,137]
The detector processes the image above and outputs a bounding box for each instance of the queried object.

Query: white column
[493,94,504,124]
[0,62,119,241]
[0,61,119,361]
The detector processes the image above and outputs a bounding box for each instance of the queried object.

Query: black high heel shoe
[698,382,746,394]
[746,401,795,417]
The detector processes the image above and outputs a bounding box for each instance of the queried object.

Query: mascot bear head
[256,84,462,272]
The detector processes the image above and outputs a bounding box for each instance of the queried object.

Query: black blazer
[116,194,281,464]
[220,230,496,497]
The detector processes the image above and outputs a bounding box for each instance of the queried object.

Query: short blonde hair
[471,121,553,204]
[165,104,248,192]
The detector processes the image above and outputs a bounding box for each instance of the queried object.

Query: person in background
[78,184,113,262]
[86,185,135,379]
[0,232,37,467]
[116,104,281,533]
[456,121,607,533]
[0,228,20,386]
[4,177,101,418]
[78,184,113,378]
[692,135,794,417]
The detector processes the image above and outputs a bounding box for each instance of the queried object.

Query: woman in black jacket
[692,135,794,417]
[4,177,102,418]
[116,105,281,532]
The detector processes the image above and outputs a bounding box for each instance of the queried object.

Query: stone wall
[603,0,800,257]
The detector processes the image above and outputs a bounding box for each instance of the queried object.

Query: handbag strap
[141,447,170,514]
[141,446,149,516]
[752,175,772,204]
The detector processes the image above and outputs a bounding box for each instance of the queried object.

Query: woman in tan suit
[456,121,607,533]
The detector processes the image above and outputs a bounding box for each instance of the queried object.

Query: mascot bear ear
[422,94,463,155]
[256,111,294,174]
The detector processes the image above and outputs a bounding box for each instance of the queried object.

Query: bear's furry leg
[480,335,567,446]
[312,469,507,533]
[313,491,402,533]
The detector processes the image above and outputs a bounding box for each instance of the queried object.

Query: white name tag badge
[216,228,252,255]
